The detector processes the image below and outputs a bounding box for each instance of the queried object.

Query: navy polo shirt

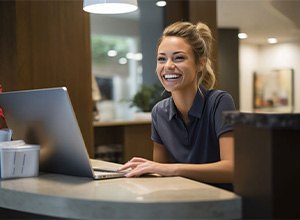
[151,89,236,164]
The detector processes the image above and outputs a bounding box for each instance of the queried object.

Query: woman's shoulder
[205,89,236,110]
[152,96,171,111]
[151,96,173,121]
[206,89,233,101]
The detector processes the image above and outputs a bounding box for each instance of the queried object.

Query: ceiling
[93,0,300,45]
[217,0,300,45]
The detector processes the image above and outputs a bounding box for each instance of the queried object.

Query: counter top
[223,111,300,129]
[0,160,241,219]
[93,119,151,127]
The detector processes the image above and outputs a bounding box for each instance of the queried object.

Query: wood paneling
[164,0,189,26]
[188,0,218,85]
[218,29,239,107]
[0,1,94,156]
[94,122,152,162]
[123,124,152,161]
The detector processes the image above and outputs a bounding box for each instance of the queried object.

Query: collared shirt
[151,88,236,164]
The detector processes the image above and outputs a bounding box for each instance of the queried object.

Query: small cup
[0,128,12,142]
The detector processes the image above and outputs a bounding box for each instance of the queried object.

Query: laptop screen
[0,87,95,178]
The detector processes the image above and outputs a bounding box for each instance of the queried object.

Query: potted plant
[130,84,169,118]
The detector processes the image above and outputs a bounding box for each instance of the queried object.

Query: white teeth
[164,74,180,79]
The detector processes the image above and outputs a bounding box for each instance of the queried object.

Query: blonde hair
[157,21,216,90]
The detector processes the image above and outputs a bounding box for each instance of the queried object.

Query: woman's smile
[163,73,182,80]
[156,36,198,92]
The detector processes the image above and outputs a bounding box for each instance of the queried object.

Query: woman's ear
[198,57,207,72]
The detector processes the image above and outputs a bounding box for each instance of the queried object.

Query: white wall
[239,44,260,112]
[239,40,300,112]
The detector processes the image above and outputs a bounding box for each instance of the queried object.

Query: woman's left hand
[118,157,176,177]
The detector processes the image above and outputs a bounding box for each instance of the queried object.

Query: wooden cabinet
[93,119,153,163]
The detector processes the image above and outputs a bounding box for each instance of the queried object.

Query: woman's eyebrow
[157,51,185,55]
[174,51,185,55]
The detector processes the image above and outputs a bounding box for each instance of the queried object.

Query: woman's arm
[119,132,234,183]
[153,142,173,162]
[172,132,234,183]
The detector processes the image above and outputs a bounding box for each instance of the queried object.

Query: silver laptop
[0,87,125,179]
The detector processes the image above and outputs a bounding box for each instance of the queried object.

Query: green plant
[130,84,169,112]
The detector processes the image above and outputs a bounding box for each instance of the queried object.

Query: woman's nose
[165,59,175,69]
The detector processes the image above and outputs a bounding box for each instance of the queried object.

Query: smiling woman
[119,21,236,191]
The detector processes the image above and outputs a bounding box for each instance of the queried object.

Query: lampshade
[83,0,138,14]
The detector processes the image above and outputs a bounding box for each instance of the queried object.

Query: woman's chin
[162,82,179,92]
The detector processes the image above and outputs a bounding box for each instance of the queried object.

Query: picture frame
[253,69,294,112]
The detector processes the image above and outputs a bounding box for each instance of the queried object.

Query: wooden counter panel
[123,124,153,161]
[94,121,152,162]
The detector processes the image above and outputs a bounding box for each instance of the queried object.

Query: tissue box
[0,143,40,179]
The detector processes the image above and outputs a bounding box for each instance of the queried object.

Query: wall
[0,1,94,156]
[139,0,164,86]
[90,14,139,37]
[218,29,239,108]
[239,40,300,112]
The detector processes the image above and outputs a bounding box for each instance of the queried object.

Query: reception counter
[0,160,241,219]
[224,111,300,219]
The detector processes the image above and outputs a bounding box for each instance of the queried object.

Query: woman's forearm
[172,160,234,183]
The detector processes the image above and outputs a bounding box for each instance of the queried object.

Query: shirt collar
[169,97,177,120]
[168,87,207,121]
[188,88,207,119]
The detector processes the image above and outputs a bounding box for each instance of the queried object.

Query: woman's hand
[118,157,176,177]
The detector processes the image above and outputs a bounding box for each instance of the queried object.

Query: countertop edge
[223,111,300,129]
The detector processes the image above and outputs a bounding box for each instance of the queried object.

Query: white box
[0,128,12,142]
[0,143,40,179]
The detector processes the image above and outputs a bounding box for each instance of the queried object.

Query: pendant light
[83,0,138,14]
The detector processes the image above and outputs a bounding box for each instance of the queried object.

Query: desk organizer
[0,141,40,179]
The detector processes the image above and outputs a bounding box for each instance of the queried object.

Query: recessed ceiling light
[107,50,117,57]
[156,1,167,7]
[119,57,127,64]
[126,52,143,61]
[238,33,248,39]
[134,53,143,61]
[267,37,278,44]
[126,52,134,59]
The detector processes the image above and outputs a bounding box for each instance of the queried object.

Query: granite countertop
[0,160,241,219]
[223,111,300,129]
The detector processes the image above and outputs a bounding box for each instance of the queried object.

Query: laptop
[0,87,126,179]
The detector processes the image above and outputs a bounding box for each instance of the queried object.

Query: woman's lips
[163,74,182,81]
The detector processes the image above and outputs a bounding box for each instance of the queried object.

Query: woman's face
[156,36,199,93]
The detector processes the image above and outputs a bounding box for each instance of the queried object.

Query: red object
[0,84,7,128]
[0,84,4,117]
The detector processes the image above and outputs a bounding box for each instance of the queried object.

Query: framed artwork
[253,69,294,112]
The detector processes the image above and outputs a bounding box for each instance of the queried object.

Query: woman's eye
[157,57,166,62]
[174,56,185,61]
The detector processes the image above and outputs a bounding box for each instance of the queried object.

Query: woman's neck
[172,88,197,124]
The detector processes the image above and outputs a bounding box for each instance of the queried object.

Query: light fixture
[238,33,248,40]
[107,50,118,57]
[267,37,278,44]
[118,57,127,64]
[126,52,143,61]
[83,0,138,14]
[156,1,167,7]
